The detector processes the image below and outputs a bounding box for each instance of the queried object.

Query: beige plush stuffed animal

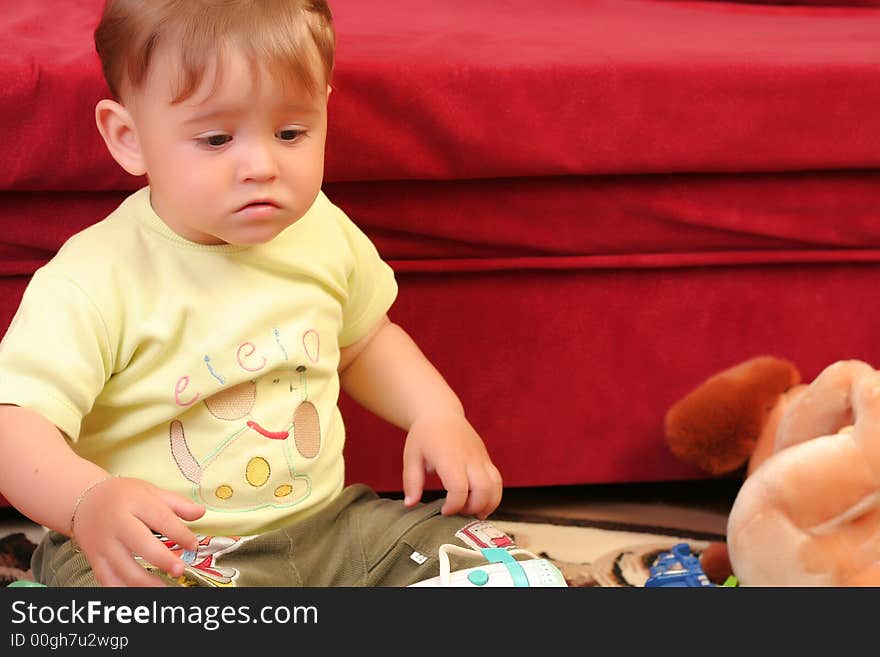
[665,356,880,586]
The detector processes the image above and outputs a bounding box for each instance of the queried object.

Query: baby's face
[126,46,329,246]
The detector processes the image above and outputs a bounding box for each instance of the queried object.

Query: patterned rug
[0,532,38,587]
[482,479,735,586]
[492,519,720,587]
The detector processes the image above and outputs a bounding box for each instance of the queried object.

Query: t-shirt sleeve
[334,210,398,347]
[0,270,114,441]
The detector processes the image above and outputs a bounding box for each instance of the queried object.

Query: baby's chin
[220,220,300,246]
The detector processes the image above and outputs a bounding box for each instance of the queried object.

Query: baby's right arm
[0,405,204,586]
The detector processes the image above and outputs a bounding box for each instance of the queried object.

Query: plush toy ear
[664,356,801,475]
[699,542,733,585]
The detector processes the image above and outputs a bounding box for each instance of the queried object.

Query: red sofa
[3,0,880,506]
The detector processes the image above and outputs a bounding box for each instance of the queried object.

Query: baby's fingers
[155,488,206,523]
[487,464,503,512]
[136,497,199,553]
[438,466,469,516]
[402,447,426,507]
[91,542,166,588]
[123,519,187,579]
[464,463,502,520]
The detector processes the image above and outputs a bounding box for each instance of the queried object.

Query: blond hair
[94,0,335,102]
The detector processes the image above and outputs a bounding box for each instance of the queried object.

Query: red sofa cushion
[2,0,880,191]
[4,172,880,283]
[695,1,880,5]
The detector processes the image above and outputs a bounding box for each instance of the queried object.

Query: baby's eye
[198,134,232,148]
[276,128,305,142]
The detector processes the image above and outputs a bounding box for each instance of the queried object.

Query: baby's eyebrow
[181,103,322,127]
[181,107,242,126]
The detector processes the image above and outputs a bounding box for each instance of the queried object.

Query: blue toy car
[644,542,713,587]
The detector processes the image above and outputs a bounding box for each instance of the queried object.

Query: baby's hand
[71,477,205,587]
[402,413,503,519]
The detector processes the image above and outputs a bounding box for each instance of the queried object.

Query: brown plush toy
[665,356,880,586]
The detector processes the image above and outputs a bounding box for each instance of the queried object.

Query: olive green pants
[32,484,502,587]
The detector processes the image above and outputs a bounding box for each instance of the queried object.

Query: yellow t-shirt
[0,187,397,535]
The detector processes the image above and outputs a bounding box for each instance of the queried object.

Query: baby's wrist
[69,474,115,541]
[413,404,466,424]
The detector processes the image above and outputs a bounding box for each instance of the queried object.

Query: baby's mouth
[237,200,280,212]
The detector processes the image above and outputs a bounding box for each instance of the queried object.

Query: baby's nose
[238,141,279,182]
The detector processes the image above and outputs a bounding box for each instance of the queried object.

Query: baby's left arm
[338,315,503,519]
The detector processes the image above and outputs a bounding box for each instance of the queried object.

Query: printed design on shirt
[169,328,323,513]
[455,520,516,551]
[138,534,250,587]
[293,328,321,458]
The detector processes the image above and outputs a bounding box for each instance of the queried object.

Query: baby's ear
[94,99,146,176]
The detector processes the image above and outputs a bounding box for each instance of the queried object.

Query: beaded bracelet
[69,475,115,543]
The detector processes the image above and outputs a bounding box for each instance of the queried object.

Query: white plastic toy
[409,544,568,587]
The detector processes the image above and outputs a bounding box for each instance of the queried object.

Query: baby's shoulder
[47,214,138,279]
[34,199,155,312]
[310,191,377,250]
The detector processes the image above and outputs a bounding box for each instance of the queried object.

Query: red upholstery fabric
[2,0,880,502]
[344,263,880,490]
[694,1,880,5]
[3,0,880,191]
[4,172,880,274]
